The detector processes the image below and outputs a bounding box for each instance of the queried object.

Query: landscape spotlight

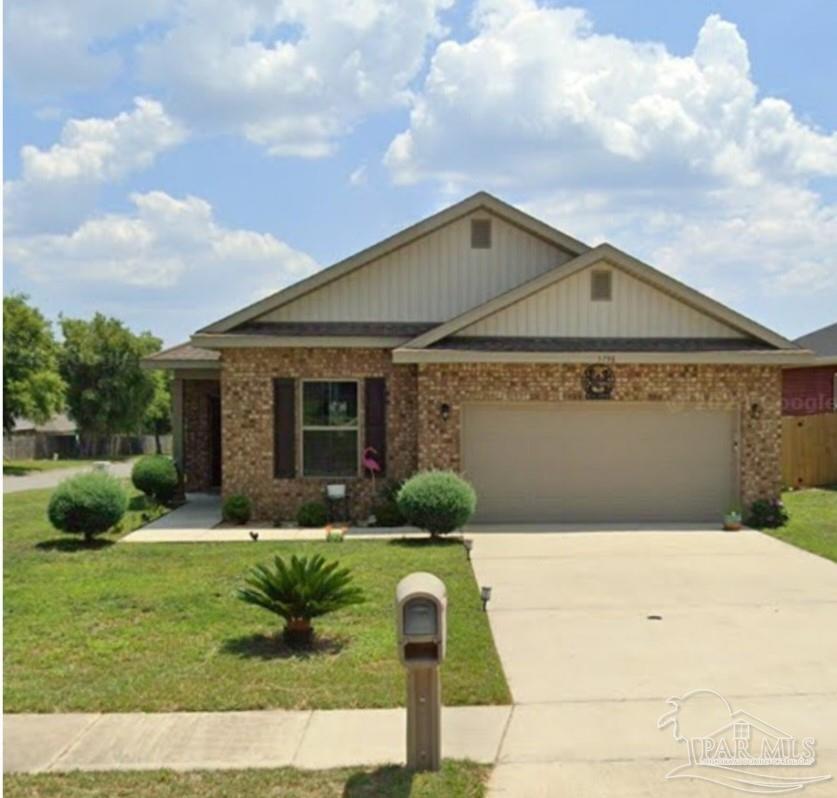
[480,585,492,611]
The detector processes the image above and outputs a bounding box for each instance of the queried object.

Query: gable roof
[142,341,220,370]
[795,321,837,358]
[197,192,589,335]
[402,244,798,352]
[393,244,812,365]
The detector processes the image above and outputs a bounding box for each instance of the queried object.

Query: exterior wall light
[439,403,451,422]
[480,585,492,611]
[749,402,762,419]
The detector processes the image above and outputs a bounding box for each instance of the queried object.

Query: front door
[208,394,222,489]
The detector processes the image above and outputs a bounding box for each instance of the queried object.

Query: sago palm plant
[237,554,364,644]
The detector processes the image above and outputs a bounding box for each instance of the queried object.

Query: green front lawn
[4,762,488,798]
[765,486,837,563]
[4,488,509,713]
[3,459,112,476]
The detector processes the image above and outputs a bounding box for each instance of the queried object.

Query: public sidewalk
[4,706,511,774]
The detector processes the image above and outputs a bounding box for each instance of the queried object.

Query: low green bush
[223,494,252,525]
[297,501,329,528]
[747,498,789,529]
[397,470,477,537]
[47,472,128,541]
[371,500,405,527]
[131,455,178,504]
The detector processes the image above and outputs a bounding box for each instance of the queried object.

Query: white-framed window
[301,380,360,477]
[591,269,612,301]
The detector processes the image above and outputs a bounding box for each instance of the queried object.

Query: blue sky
[5,0,836,346]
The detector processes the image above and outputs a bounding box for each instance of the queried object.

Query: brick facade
[218,351,782,521]
[183,378,221,492]
[220,348,418,522]
[416,362,783,511]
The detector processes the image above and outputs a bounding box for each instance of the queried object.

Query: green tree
[59,314,161,455]
[143,370,172,454]
[3,294,65,433]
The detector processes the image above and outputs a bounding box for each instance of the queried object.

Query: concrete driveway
[471,529,837,797]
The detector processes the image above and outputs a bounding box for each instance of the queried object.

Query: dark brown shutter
[273,378,296,478]
[364,378,387,477]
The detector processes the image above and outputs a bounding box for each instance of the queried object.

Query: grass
[4,489,509,713]
[3,762,489,798]
[764,486,837,563]
[4,458,125,476]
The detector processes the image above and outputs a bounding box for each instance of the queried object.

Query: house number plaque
[583,365,615,400]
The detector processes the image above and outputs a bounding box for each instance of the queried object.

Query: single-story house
[3,413,78,460]
[144,192,813,524]
[783,322,837,416]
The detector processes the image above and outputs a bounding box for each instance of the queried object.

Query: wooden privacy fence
[782,413,837,487]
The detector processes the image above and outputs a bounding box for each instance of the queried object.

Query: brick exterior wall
[220,349,418,522]
[218,352,782,521]
[416,363,783,511]
[183,378,221,491]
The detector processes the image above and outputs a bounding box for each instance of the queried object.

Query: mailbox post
[395,572,447,772]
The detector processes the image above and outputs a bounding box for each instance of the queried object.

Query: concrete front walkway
[3,459,135,494]
[4,706,511,774]
[134,492,223,535]
[471,529,837,797]
[121,493,428,542]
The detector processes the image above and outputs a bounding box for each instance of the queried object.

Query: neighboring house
[783,322,837,415]
[3,413,79,460]
[144,193,812,523]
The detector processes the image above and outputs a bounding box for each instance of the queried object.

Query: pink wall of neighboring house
[783,366,837,415]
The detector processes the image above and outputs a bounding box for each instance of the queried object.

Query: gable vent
[591,269,612,301]
[471,218,492,249]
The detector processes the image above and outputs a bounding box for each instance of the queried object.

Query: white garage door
[461,403,737,523]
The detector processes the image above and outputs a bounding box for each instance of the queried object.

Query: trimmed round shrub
[746,498,789,529]
[297,501,329,528]
[131,455,178,504]
[397,470,477,536]
[48,472,128,541]
[223,494,252,525]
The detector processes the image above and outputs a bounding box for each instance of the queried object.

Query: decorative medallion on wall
[583,365,615,400]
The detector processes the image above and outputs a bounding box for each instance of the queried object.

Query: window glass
[303,381,358,426]
[303,430,358,477]
[301,381,359,477]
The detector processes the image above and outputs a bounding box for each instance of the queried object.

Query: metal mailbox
[395,572,447,667]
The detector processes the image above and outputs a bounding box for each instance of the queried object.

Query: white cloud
[6,190,320,343]
[5,98,186,234]
[386,6,837,188]
[384,3,837,335]
[349,164,368,186]
[6,190,318,294]
[138,0,452,156]
[6,0,173,96]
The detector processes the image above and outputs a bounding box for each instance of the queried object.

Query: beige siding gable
[256,211,571,324]
[455,263,747,339]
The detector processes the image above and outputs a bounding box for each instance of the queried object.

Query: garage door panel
[461,403,736,523]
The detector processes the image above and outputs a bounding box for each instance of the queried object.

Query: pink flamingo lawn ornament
[362,446,382,487]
